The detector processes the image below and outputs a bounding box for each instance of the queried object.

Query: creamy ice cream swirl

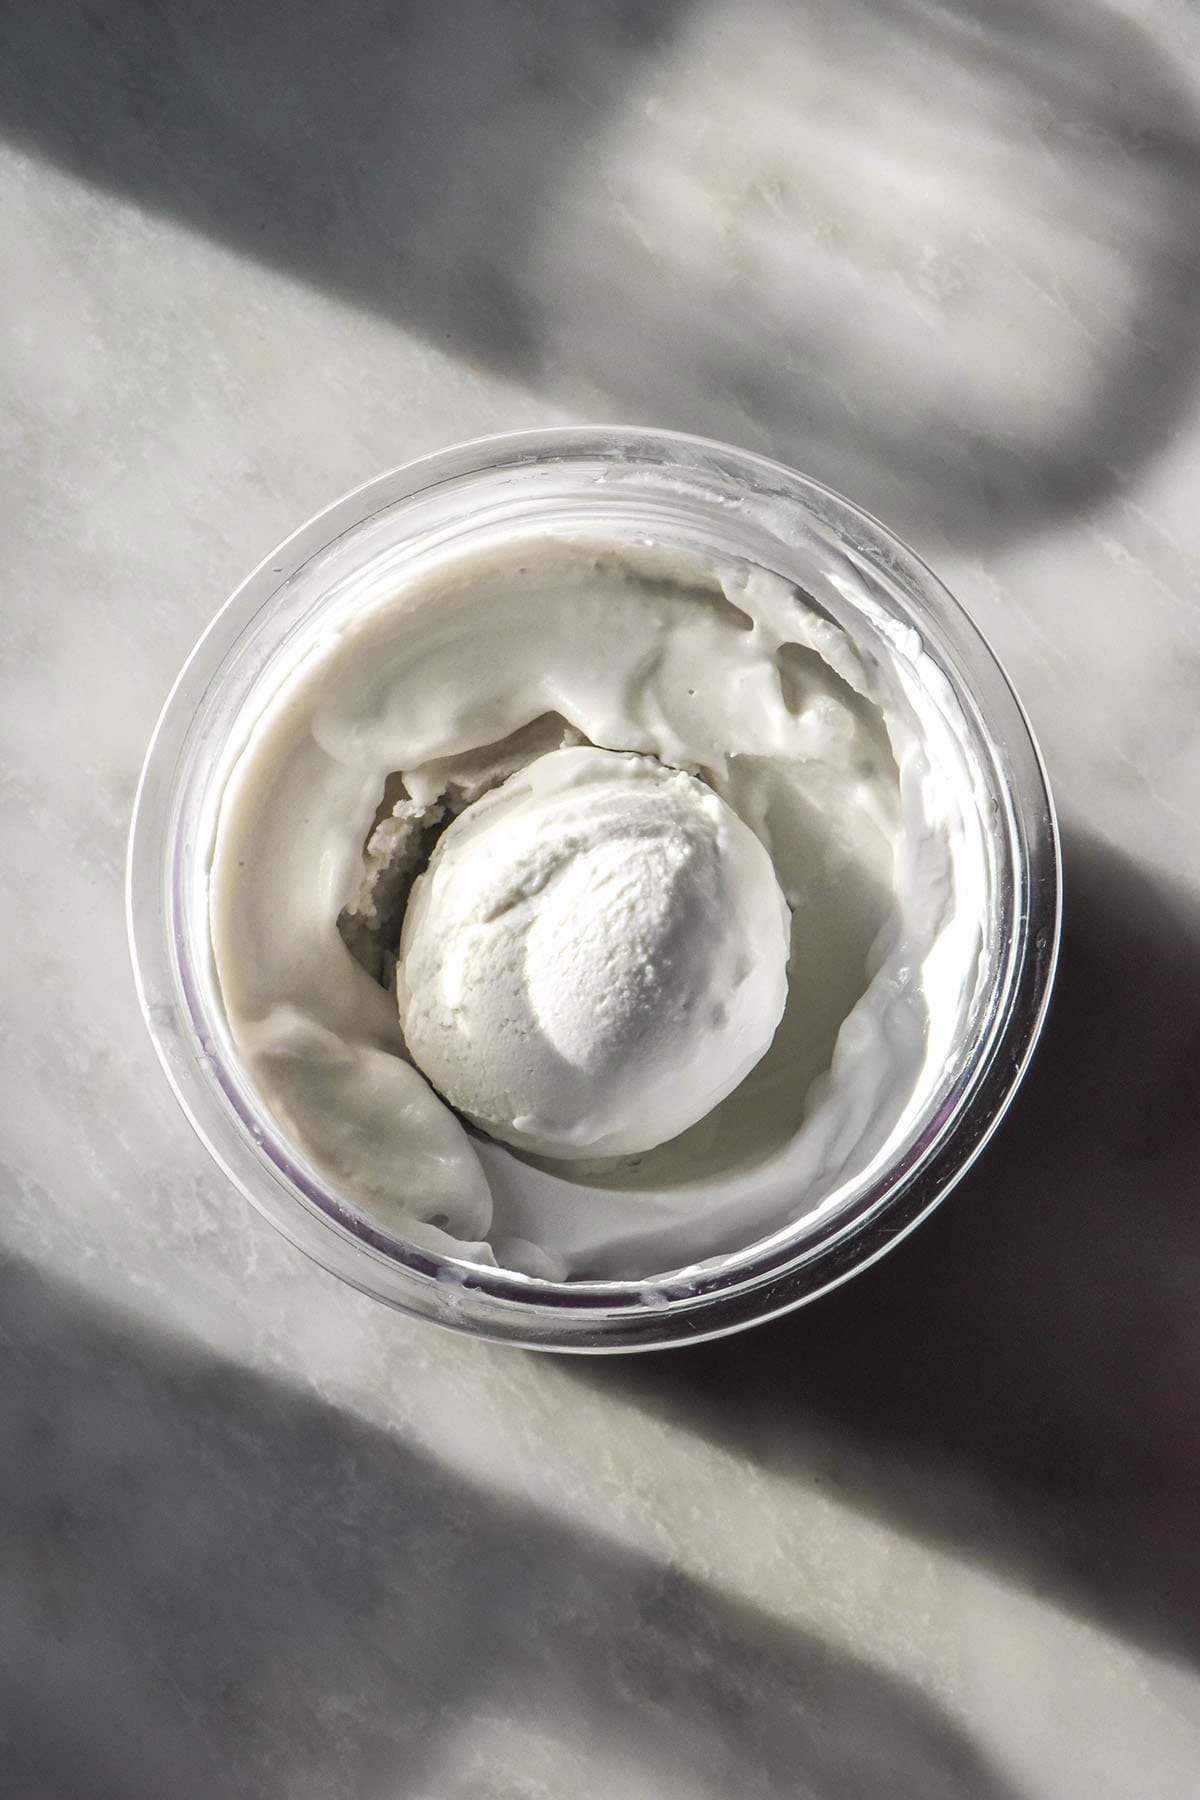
[208,536,989,1281]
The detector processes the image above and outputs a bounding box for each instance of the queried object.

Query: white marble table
[3,1,1200,1794]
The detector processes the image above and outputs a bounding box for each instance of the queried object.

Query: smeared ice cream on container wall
[129,431,1059,1347]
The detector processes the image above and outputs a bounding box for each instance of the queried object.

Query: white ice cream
[207,528,992,1282]
[397,747,791,1159]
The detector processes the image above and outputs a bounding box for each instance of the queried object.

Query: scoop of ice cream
[396,746,791,1159]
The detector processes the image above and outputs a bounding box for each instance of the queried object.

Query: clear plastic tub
[127,427,1060,1351]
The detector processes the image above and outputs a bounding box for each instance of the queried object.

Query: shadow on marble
[572,834,1200,1668]
[4,0,1200,545]
[0,1258,1019,1800]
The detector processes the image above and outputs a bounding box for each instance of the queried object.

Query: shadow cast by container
[572,834,1200,1667]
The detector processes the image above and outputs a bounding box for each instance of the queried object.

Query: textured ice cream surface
[336,712,585,986]
[208,531,990,1281]
[397,747,791,1159]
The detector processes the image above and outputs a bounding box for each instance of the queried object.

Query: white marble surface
[3,0,1200,1793]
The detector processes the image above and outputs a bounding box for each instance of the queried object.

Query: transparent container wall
[129,429,1060,1351]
